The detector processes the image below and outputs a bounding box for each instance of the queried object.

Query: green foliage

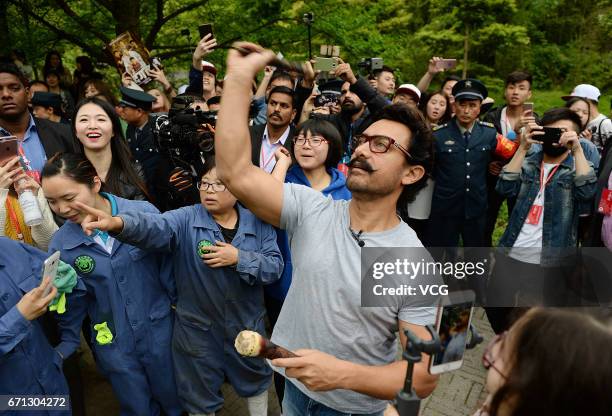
[2,0,611,92]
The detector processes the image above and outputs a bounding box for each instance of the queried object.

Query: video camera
[357,57,384,74]
[155,95,217,159]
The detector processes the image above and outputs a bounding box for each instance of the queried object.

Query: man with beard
[249,86,297,173]
[311,61,389,170]
[0,63,77,179]
[215,42,438,415]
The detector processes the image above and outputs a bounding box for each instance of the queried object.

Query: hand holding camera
[193,33,218,70]
[522,122,544,151]
[332,58,357,84]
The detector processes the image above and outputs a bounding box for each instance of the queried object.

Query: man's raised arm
[215,43,284,228]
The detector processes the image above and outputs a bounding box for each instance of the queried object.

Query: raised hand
[331,58,357,84]
[226,42,277,84]
[193,34,218,69]
[71,201,124,236]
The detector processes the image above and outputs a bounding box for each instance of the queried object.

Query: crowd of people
[1,32,612,416]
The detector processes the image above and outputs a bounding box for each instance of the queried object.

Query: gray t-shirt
[271,183,436,413]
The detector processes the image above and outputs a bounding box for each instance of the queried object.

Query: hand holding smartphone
[198,23,214,41]
[429,290,475,375]
[434,58,457,71]
[42,251,61,297]
[523,102,534,116]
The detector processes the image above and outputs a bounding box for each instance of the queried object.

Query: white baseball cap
[201,60,217,76]
[395,84,421,102]
[562,84,600,103]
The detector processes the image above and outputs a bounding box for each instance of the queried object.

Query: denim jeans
[282,380,385,416]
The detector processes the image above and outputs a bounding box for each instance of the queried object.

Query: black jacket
[34,117,80,158]
[249,124,297,167]
[311,76,389,150]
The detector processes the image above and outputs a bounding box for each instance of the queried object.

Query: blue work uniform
[49,194,182,416]
[0,237,84,416]
[426,119,498,247]
[115,203,283,414]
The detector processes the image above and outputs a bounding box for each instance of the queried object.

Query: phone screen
[42,251,61,297]
[436,59,457,70]
[523,102,534,115]
[198,23,214,40]
[432,302,473,366]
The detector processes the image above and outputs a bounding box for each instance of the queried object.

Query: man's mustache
[348,157,374,172]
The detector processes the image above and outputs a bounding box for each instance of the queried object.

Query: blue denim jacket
[496,149,597,265]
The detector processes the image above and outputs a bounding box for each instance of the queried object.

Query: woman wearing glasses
[476,308,611,416]
[272,119,351,200]
[65,155,283,416]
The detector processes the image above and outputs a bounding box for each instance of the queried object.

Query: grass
[487,89,612,117]
[492,201,509,246]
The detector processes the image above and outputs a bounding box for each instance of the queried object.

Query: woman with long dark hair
[73,96,149,200]
[477,308,612,416]
[419,90,452,127]
[42,153,182,416]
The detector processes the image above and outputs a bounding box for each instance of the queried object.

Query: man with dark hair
[215,42,438,415]
[426,79,498,249]
[482,70,534,246]
[486,107,597,333]
[372,65,396,96]
[31,92,67,124]
[0,63,78,179]
[250,85,297,173]
[252,69,295,125]
[118,86,160,199]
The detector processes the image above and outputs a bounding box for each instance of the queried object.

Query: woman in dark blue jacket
[41,154,182,416]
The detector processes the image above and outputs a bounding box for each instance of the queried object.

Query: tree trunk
[114,0,141,37]
[463,25,469,79]
[0,0,10,55]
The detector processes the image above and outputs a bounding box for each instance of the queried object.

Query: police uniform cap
[31,92,62,110]
[119,86,155,111]
[452,78,488,102]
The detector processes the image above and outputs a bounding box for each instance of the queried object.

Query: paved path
[81,309,494,415]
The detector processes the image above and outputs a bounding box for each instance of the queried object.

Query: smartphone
[523,102,534,116]
[429,290,475,375]
[313,57,338,72]
[540,126,564,144]
[42,251,61,297]
[198,23,214,40]
[0,137,18,166]
[435,59,457,71]
[314,93,340,108]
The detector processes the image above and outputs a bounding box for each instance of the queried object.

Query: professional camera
[156,108,217,155]
[357,57,384,74]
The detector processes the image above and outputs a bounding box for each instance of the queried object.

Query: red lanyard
[538,161,561,197]
[5,197,24,241]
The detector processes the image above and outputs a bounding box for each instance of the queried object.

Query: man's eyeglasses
[197,181,226,192]
[482,331,508,379]
[293,135,328,147]
[352,134,412,160]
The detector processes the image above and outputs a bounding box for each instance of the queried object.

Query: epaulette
[432,123,448,131]
[478,121,496,129]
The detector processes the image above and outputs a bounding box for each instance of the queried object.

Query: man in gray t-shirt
[214,43,439,415]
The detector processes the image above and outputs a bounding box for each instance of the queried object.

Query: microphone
[349,228,365,247]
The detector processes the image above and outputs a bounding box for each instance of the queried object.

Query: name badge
[526,204,543,225]
[598,189,612,216]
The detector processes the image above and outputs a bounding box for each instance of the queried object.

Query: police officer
[0,237,85,416]
[426,78,497,248]
[118,86,160,201]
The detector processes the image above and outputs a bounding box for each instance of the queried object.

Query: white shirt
[92,232,115,254]
[259,125,291,173]
[510,163,557,264]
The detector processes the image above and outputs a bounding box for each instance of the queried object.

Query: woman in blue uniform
[71,157,283,416]
[40,153,182,416]
[0,237,80,416]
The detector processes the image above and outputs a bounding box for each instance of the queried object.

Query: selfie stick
[230,46,306,75]
[396,323,484,416]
